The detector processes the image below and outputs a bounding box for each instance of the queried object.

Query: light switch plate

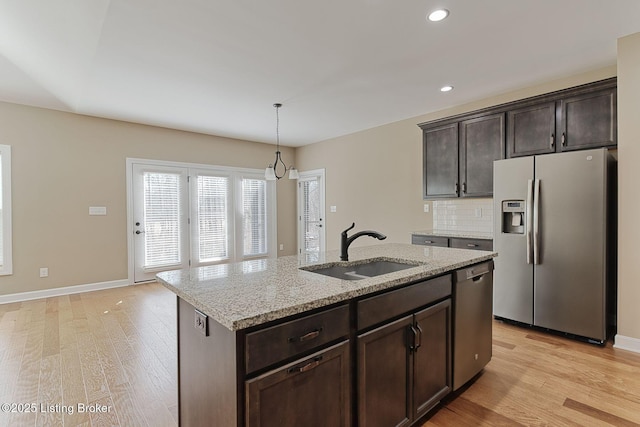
[89,206,107,216]
[330,206,337,213]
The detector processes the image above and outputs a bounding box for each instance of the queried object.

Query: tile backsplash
[432,199,493,234]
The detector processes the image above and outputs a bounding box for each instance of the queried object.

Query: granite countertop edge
[156,243,497,331]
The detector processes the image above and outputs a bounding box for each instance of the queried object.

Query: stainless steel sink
[300,258,421,280]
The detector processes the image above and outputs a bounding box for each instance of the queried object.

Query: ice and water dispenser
[501,200,525,234]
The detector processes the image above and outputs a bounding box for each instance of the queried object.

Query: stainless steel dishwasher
[453,260,494,390]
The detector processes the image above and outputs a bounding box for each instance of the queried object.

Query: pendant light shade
[265,103,298,180]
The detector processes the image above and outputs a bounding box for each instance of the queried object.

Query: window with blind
[0,145,12,275]
[130,159,276,281]
[242,178,268,257]
[143,171,183,268]
[196,174,229,263]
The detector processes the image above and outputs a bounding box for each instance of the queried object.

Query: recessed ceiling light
[428,9,449,22]
[440,85,454,92]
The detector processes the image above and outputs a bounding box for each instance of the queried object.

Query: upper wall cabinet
[560,88,617,151]
[507,102,556,157]
[459,113,505,197]
[421,113,504,199]
[423,123,459,198]
[506,81,617,158]
[420,78,617,198]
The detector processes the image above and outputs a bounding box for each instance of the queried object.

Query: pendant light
[265,103,299,180]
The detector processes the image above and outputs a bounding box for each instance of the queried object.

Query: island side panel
[178,297,239,426]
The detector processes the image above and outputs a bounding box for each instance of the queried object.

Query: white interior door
[132,163,189,282]
[297,170,325,257]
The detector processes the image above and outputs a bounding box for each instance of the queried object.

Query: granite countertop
[412,229,494,240]
[156,243,497,331]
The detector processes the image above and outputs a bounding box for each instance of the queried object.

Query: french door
[128,160,276,283]
[297,169,325,259]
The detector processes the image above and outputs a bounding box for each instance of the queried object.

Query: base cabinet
[246,341,350,427]
[357,299,451,427]
[176,272,465,427]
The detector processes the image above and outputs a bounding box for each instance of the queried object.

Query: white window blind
[197,175,229,262]
[0,154,4,266]
[0,145,12,275]
[143,172,182,268]
[302,178,321,253]
[242,178,268,257]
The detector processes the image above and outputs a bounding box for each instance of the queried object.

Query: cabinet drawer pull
[425,240,433,244]
[289,328,322,343]
[409,324,423,353]
[466,243,478,248]
[462,182,467,194]
[561,132,566,146]
[287,356,323,374]
[550,134,555,148]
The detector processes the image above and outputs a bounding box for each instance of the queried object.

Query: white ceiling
[1,0,639,147]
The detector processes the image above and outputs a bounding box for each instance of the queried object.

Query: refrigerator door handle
[526,179,534,264]
[533,179,541,264]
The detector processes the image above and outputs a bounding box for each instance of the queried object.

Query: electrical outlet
[330,205,337,213]
[279,244,284,251]
[39,267,49,278]
[194,309,208,336]
[423,203,430,213]
[475,207,482,218]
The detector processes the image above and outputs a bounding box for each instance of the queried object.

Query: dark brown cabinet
[423,123,458,198]
[411,234,448,247]
[507,101,556,157]
[411,234,493,251]
[459,113,505,197]
[176,271,463,426]
[560,89,616,151]
[421,114,504,199]
[506,82,617,158]
[357,300,451,427]
[246,341,351,427]
[422,78,617,187]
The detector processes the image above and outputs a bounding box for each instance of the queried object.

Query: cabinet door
[559,88,616,151]
[423,123,459,199]
[246,341,350,427]
[413,300,451,420]
[358,315,413,427]
[459,113,505,197]
[507,102,556,158]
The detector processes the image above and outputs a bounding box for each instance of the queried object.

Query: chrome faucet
[340,222,387,261]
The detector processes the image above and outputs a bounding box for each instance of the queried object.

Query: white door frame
[126,158,277,284]
[297,169,326,256]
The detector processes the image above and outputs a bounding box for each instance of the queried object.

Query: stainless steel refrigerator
[493,148,615,344]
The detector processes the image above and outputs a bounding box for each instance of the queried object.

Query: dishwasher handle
[455,260,494,282]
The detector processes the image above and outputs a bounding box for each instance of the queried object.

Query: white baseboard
[613,334,640,354]
[0,279,130,304]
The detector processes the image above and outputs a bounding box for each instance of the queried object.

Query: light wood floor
[1,283,639,427]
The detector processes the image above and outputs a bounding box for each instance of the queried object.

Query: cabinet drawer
[449,238,493,251]
[245,304,349,374]
[357,274,452,331]
[246,340,351,427]
[411,235,448,247]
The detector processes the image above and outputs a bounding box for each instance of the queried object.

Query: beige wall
[0,102,297,296]
[296,66,617,252]
[617,32,640,343]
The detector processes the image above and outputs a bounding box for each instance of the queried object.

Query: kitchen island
[157,243,497,427]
